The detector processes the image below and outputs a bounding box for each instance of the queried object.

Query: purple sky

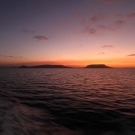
[0,0,135,67]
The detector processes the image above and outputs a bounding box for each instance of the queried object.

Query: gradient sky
[0,0,135,67]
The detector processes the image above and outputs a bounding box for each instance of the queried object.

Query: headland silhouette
[85,64,111,68]
[19,64,71,68]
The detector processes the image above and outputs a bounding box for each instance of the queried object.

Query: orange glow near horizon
[1,57,135,68]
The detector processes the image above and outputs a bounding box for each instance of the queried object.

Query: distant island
[19,64,71,68]
[85,64,111,68]
[18,64,111,68]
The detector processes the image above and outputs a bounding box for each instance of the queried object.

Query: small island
[85,64,111,68]
[19,64,71,68]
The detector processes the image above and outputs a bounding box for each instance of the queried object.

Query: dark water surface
[0,68,135,135]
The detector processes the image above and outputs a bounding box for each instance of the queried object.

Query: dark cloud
[114,20,125,27]
[77,45,83,47]
[22,29,35,34]
[82,20,125,35]
[90,14,107,23]
[127,12,135,18]
[114,12,135,19]
[83,26,96,34]
[99,20,125,31]
[82,24,114,35]
[102,45,113,48]
[127,54,135,56]
[14,56,22,58]
[82,19,125,35]
[4,56,14,58]
[33,35,48,40]
[98,25,114,31]
[0,55,22,58]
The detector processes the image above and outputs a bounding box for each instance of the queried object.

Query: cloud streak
[33,35,48,40]
[98,25,114,31]
[81,17,126,35]
[114,20,125,27]
[98,52,105,54]
[82,24,114,35]
[90,14,107,23]
[114,12,135,19]
[127,54,135,56]
[102,45,113,48]
[127,12,135,18]
[0,55,22,58]
[83,26,97,34]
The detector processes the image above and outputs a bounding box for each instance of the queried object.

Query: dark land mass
[19,64,71,68]
[85,64,111,68]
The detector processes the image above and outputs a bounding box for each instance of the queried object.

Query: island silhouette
[19,65,71,68]
[85,64,111,68]
[19,64,111,68]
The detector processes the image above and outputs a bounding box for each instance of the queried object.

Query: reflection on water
[0,68,135,135]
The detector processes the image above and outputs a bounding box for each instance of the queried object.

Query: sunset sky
[0,0,135,67]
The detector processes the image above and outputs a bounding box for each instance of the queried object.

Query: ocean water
[0,68,135,135]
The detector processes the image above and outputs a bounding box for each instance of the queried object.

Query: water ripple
[0,68,135,135]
